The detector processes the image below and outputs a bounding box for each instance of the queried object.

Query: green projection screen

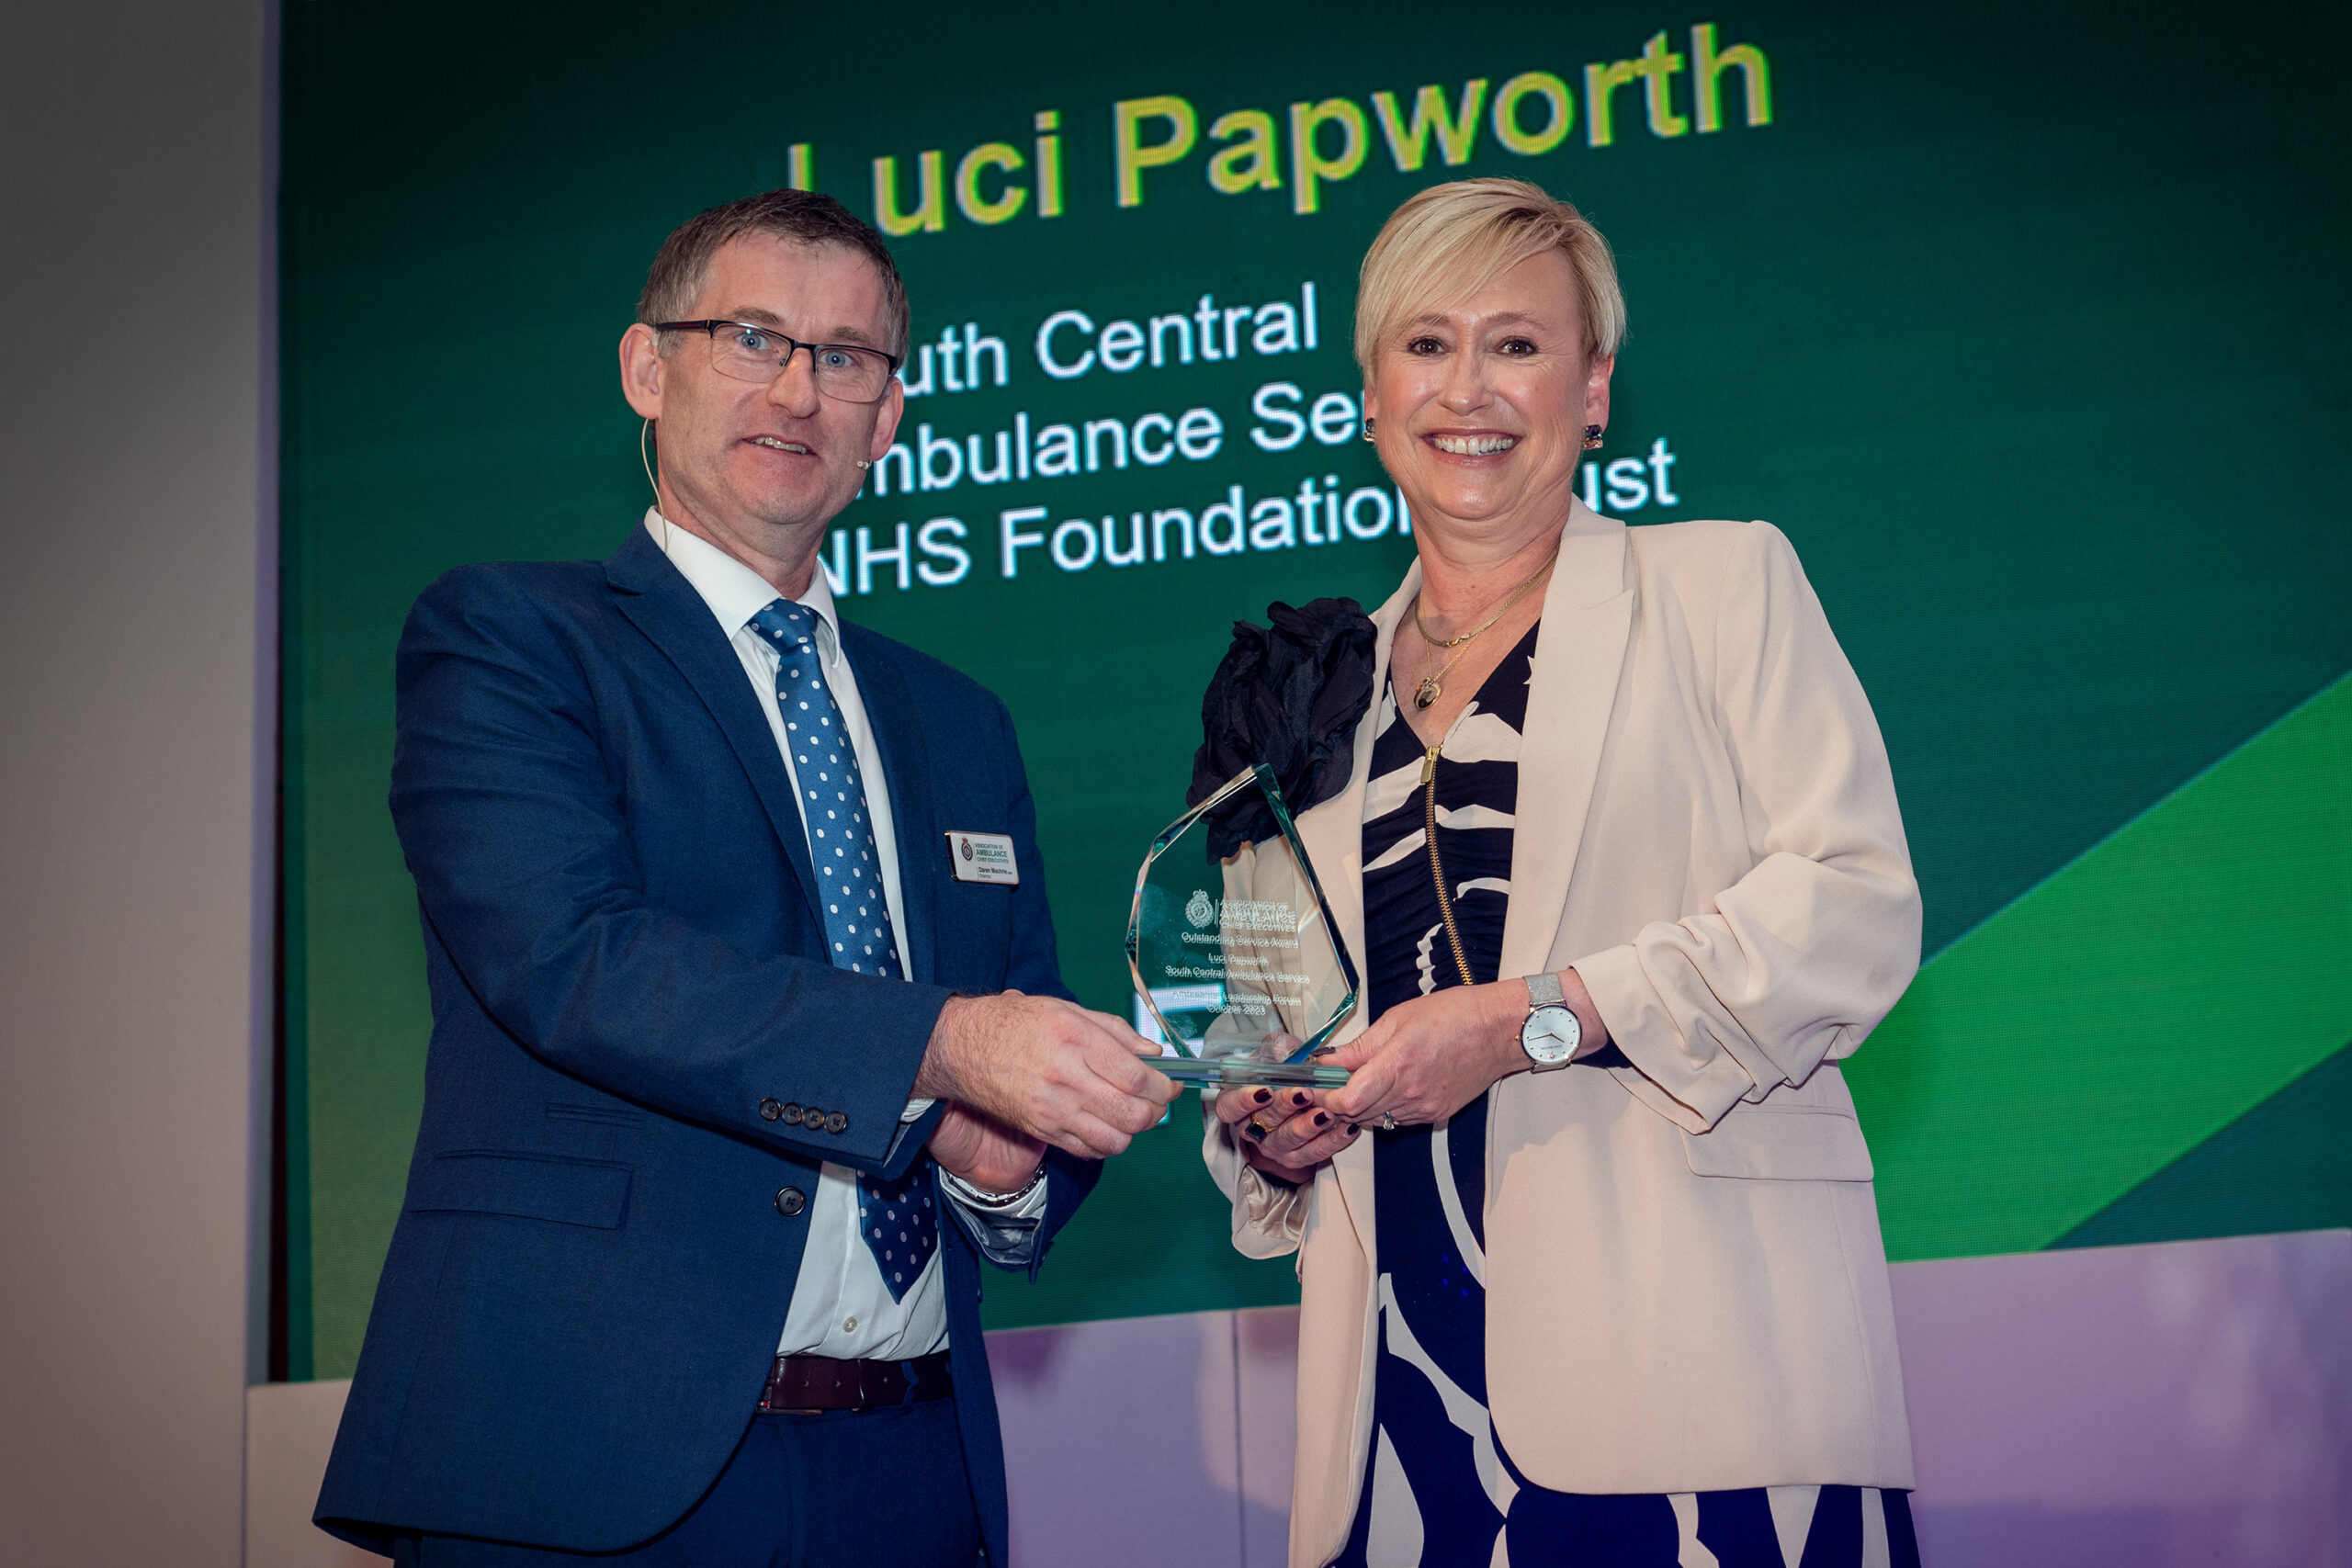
[279,1,2352,1381]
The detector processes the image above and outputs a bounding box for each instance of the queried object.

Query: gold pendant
[1414,675,1442,709]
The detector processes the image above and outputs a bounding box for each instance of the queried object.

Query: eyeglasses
[652,320,901,403]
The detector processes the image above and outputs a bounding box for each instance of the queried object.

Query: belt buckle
[760,1354,817,1416]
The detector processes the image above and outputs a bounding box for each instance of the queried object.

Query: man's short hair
[636,188,911,356]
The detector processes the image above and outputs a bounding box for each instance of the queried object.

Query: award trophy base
[1152,1053,1351,1089]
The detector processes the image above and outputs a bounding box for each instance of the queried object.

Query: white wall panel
[0,3,271,1564]
[247,1383,376,1568]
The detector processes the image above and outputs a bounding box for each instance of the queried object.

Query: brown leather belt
[759,1350,953,1414]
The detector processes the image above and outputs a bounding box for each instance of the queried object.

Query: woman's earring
[1362,417,1376,444]
[855,459,872,469]
[1582,423,1604,450]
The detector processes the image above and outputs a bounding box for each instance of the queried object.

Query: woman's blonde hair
[1353,177,1625,379]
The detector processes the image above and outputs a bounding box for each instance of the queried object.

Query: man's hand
[926,1103,1046,1194]
[914,991,1178,1159]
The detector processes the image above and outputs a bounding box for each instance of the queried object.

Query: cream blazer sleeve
[1573,519,1921,1133]
[1200,1086,1314,1258]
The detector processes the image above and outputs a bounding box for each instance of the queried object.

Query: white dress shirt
[647,511,1045,1361]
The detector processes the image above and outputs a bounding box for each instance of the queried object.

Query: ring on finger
[1379,1111,1398,1132]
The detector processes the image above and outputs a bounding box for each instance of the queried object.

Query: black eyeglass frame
[650,320,903,402]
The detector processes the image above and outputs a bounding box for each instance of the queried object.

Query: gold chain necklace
[1420,743,1477,986]
[1408,552,1556,710]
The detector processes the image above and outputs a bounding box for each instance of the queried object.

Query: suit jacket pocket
[408,1151,634,1228]
[1680,1105,1875,1182]
[545,1100,646,1127]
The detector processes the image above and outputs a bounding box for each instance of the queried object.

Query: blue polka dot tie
[749,600,936,1302]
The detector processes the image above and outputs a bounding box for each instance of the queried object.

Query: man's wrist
[913,995,974,1101]
[942,1159,1046,1207]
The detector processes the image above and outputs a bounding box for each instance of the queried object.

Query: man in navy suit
[315,189,1177,1567]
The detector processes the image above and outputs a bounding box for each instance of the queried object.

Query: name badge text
[946,831,1019,886]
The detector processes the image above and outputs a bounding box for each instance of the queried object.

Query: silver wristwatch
[1518,971,1580,1072]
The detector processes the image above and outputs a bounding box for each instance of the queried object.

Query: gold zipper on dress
[1421,745,1476,987]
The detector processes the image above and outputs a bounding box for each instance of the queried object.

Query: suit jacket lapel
[1294,559,1421,1261]
[1500,499,1635,981]
[842,629,941,987]
[605,530,825,931]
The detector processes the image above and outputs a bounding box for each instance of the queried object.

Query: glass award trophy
[1125,763,1359,1087]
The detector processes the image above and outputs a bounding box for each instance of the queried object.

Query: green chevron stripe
[1849,671,2352,1261]
[2053,1040,2352,1249]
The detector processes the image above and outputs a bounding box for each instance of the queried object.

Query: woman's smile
[1425,431,1520,457]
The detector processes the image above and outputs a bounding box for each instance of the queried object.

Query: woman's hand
[926,1102,1046,1194]
[1317,978,1560,1129]
[1211,1084,1361,1180]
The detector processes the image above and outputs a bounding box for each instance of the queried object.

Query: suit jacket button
[775,1187,807,1218]
[823,1111,848,1134]
[781,1102,805,1125]
[798,1105,820,1128]
[758,1098,784,1122]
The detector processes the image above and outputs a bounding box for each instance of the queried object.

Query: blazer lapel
[1306,508,1632,1261]
[605,530,825,931]
[1499,499,1635,981]
[842,629,941,986]
[1295,560,1422,1260]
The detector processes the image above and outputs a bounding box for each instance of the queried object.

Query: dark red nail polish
[1314,1111,1330,1127]
[1253,1089,1272,1103]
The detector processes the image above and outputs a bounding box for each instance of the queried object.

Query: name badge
[946,831,1020,886]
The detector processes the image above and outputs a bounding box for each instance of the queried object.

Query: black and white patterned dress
[1332,624,1919,1568]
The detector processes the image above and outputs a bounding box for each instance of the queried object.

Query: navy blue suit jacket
[316,525,1094,1562]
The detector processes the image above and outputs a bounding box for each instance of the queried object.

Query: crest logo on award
[1125,763,1359,1088]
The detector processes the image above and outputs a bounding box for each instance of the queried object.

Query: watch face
[1521,1006,1580,1064]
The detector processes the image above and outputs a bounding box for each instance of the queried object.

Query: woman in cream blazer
[1203,180,1921,1567]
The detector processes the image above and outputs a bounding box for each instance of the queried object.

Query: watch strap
[1523,970,1565,1009]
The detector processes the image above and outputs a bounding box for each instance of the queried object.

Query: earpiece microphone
[640,419,672,553]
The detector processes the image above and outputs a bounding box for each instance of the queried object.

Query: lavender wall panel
[247,1233,2351,1566]
[1894,1229,2350,1568]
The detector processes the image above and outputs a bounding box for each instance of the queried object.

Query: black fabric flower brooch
[1187,597,1378,856]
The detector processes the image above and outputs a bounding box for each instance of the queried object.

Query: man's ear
[619,323,664,421]
[867,377,906,461]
